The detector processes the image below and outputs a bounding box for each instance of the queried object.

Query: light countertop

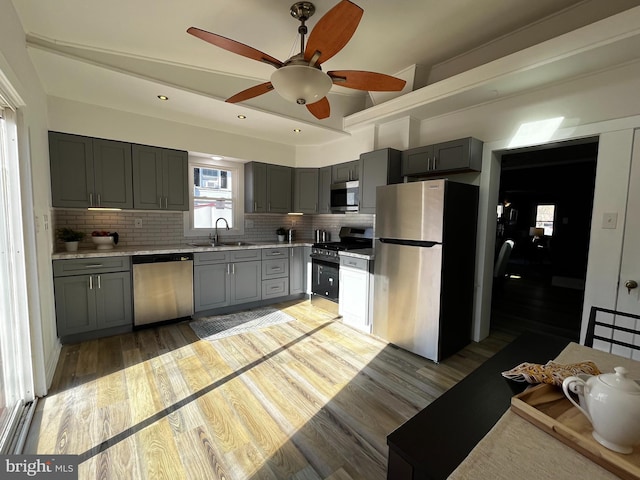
[52,240,314,260]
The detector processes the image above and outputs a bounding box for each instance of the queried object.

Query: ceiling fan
[187,0,406,120]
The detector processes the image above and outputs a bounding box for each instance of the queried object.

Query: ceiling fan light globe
[270,65,332,105]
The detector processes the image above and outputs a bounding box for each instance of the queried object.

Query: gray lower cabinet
[332,159,360,182]
[245,162,293,213]
[262,247,289,299]
[53,257,132,343]
[401,137,483,177]
[359,148,402,214]
[49,132,133,209]
[293,168,319,213]
[318,166,332,214]
[338,255,372,333]
[194,251,261,312]
[289,247,306,295]
[132,144,189,211]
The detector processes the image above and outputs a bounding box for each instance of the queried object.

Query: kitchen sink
[188,241,253,247]
[221,241,253,246]
[188,242,215,247]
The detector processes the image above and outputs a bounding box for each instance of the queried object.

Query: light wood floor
[25,300,515,480]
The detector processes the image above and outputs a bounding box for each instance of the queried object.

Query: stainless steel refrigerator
[372,179,478,362]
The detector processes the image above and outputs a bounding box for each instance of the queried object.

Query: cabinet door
[93,138,133,208]
[338,266,369,331]
[94,271,133,328]
[231,260,262,304]
[318,166,332,213]
[401,145,433,176]
[359,148,401,214]
[294,168,319,213]
[54,275,97,335]
[194,264,230,311]
[289,247,304,295]
[49,132,94,208]
[266,164,292,213]
[132,144,164,210]
[163,149,189,211]
[332,160,359,182]
[245,162,267,213]
[432,137,482,173]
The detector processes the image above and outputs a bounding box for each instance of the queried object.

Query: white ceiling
[10,0,640,146]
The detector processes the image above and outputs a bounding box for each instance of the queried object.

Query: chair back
[494,240,514,279]
[585,306,640,360]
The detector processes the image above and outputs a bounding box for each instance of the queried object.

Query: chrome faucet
[213,217,229,245]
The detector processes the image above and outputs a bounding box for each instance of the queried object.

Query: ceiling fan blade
[187,27,283,68]
[306,97,330,119]
[226,82,274,103]
[304,1,363,65]
[328,70,406,91]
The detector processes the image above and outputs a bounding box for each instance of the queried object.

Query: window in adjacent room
[535,204,556,236]
[184,157,244,236]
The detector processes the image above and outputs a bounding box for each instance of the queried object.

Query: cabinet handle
[84,263,103,268]
[164,197,168,209]
[97,275,101,289]
[227,264,230,275]
[89,193,94,206]
[433,156,437,170]
[97,193,101,206]
[427,158,431,171]
[268,202,271,212]
[89,276,93,290]
[232,263,235,274]
[291,249,293,257]
[159,197,162,208]
[254,201,257,211]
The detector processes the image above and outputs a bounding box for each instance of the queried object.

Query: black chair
[585,306,640,358]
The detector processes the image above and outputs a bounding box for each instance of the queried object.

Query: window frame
[183,156,245,237]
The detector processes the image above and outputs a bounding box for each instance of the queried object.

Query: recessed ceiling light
[237,115,246,119]
[157,95,169,101]
[293,128,302,133]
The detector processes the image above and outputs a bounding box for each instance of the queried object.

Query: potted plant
[276,227,286,242]
[57,227,84,252]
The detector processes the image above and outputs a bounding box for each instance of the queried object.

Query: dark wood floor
[490,260,584,341]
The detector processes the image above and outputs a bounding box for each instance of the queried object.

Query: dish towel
[501,361,601,386]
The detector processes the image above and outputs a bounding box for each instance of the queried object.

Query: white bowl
[92,236,114,250]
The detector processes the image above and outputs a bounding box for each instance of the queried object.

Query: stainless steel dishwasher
[132,253,194,326]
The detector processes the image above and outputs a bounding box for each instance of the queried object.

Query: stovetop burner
[311,226,373,262]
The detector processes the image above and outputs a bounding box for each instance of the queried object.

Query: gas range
[310,227,373,264]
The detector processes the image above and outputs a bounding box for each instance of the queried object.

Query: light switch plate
[602,212,617,229]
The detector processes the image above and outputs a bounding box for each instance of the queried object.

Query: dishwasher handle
[132,253,193,264]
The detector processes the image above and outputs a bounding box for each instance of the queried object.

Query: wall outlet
[134,218,143,228]
[602,212,617,229]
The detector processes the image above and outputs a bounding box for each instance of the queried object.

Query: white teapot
[562,367,640,454]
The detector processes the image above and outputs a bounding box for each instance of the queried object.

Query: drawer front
[262,247,288,259]
[262,258,289,280]
[230,249,261,262]
[262,278,289,299]
[194,251,230,265]
[340,256,369,270]
[53,256,131,276]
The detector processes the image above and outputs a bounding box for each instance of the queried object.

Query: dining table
[448,340,640,479]
[385,332,640,480]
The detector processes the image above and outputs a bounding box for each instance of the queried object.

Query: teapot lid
[599,367,640,393]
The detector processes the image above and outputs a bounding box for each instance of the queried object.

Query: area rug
[190,307,295,341]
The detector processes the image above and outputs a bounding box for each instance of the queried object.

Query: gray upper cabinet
[267,164,293,213]
[401,137,483,177]
[245,162,292,213]
[49,132,133,208]
[318,166,332,214]
[332,159,360,182]
[132,144,188,211]
[359,148,402,214]
[293,168,319,213]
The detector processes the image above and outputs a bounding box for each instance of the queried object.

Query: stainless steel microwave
[330,180,359,212]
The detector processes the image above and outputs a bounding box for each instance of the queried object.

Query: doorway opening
[491,139,599,340]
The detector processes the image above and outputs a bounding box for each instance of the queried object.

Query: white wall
[48,97,297,166]
[0,0,58,394]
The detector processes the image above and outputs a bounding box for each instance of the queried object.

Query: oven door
[311,258,340,301]
[330,181,359,213]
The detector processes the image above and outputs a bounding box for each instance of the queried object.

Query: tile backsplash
[53,209,374,251]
